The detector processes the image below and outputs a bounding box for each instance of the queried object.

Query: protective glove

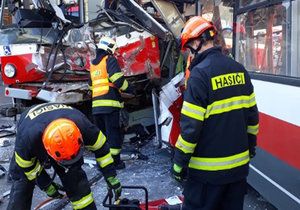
[45,182,64,199]
[171,164,186,183]
[106,176,122,200]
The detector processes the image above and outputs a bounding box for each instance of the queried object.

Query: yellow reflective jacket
[89,51,131,114]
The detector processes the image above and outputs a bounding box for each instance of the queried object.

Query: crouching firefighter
[171,16,259,210]
[8,103,122,210]
[89,36,134,169]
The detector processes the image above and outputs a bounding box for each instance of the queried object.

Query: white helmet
[97,36,118,54]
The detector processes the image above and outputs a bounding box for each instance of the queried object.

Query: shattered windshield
[0,0,79,45]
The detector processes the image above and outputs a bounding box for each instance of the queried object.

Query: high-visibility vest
[90,55,115,98]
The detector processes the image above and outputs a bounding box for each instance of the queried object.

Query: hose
[33,196,67,210]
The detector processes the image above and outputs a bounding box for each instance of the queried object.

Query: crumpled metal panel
[116,31,161,78]
[31,26,96,73]
[63,26,96,70]
[159,72,184,146]
[120,0,171,41]
[151,0,185,37]
[31,46,65,73]
[36,82,89,103]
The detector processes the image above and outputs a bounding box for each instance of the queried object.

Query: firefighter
[171,16,259,210]
[7,103,122,210]
[89,36,133,170]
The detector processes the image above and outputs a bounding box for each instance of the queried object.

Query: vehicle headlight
[4,64,16,78]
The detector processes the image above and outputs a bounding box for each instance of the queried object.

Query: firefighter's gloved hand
[106,176,122,200]
[171,164,186,183]
[45,182,64,199]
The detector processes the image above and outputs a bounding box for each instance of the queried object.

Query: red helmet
[181,16,216,50]
[42,118,83,165]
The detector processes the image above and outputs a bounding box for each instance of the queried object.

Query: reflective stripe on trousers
[85,131,106,151]
[96,153,114,168]
[72,192,94,209]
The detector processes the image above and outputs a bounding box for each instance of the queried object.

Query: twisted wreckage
[0,0,196,146]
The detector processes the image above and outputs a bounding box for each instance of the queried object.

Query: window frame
[236,0,288,15]
[232,0,300,86]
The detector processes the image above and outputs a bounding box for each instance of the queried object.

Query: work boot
[113,155,126,170]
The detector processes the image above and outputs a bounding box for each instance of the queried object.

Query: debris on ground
[0,138,11,147]
[0,165,6,178]
[0,190,10,204]
[0,126,15,139]
[0,120,277,210]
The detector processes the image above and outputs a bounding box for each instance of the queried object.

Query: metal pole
[232,0,238,59]
[151,89,162,148]
[160,40,173,69]
[287,0,292,76]
[79,0,85,24]
[196,0,202,16]
[0,0,6,28]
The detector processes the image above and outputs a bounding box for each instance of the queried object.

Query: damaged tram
[0,0,188,114]
[1,0,300,209]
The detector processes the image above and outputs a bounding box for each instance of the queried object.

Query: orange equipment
[184,53,192,87]
[180,16,216,50]
[42,118,83,165]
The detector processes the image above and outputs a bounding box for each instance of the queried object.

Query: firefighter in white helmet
[89,36,133,169]
[97,36,118,54]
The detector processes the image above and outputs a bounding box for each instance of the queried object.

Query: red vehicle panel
[1,54,44,85]
[116,36,160,78]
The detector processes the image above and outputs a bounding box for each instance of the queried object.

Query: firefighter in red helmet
[182,17,217,87]
[171,16,259,210]
[8,103,121,210]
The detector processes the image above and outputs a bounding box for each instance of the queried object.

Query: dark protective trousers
[182,177,247,210]
[93,110,123,156]
[7,158,96,210]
